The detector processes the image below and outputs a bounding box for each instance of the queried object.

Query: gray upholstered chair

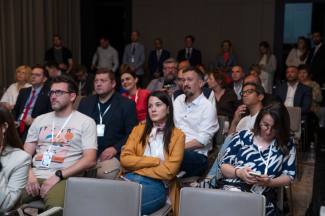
[178,187,266,216]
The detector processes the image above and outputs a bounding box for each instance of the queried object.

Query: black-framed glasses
[31,73,41,77]
[259,123,276,133]
[48,90,72,97]
[240,89,258,96]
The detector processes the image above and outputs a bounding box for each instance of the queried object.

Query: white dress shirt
[284,82,298,107]
[173,93,219,156]
[143,133,165,161]
[0,82,32,105]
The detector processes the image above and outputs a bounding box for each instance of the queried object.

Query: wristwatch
[55,170,64,181]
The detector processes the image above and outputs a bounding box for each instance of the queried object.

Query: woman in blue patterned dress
[218,102,296,215]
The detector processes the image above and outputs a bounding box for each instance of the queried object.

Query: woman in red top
[121,70,150,124]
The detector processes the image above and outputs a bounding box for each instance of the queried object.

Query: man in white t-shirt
[22,76,97,215]
[227,82,265,136]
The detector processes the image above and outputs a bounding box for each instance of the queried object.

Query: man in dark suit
[177,35,202,66]
[44,60,74,89]
[274,66,312,122]
[226,66,244,100]
[78,68,138,161]
[148,38,170,80]
[306,31,325,87]
[74,64,95,96]
[12,65,52,143]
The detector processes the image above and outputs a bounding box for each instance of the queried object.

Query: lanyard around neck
[48,111,74,152]
[98,103,111,125]
[257,135,275,175]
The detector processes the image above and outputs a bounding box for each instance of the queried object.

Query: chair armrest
[103,167,120,174]
[84,165,102,178]
[37,207,63,216]
[1,204,29,216]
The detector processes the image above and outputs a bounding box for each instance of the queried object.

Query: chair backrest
[286,107,301,138]
[72,96,85,110]
[63,177,142,216]
[216,151,225,179]
[215,116,227,147]
[178,187,266,216]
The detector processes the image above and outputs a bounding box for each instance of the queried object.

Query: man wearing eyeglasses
[11,65,52,143]
[22,75,97,215]
[146,58,180,96]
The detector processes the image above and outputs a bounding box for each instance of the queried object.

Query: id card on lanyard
[41,112,74,167]
[97,103,111,137]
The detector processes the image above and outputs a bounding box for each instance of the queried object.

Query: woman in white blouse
[1,65,32,110]
[286,37,309,67]
[256,41,277,94]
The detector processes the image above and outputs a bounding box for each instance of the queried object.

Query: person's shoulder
[62,46,72,52]
[138,89,151,95]
[174,93,185,103]
[193,48,201,53]
[298,82,312,91]
[4,147,32,162]
[20,86,32,93]
[172,127,185,138]
[74,111,96,124]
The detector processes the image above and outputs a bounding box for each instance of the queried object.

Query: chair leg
[290,186,293,216]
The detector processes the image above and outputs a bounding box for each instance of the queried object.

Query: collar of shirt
[287,81,299,89]
[186,47,193,53]
[96,91,115,105]
[32,86,43,94]
[184,92,204,106]
[156,49,162,53]
[234,81,243,88]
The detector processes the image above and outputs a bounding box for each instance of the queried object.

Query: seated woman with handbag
[218,102,296,215]
[117,91,185,216]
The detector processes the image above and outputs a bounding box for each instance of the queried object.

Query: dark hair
[140,91,174,154]
[120,70,137,79]
[252,102,291,155]
[155,38,162,43]
[0,104,24,171]
[218,40,234,56]
[53,35,62,40]
[209,71,227,88]
[32,64,49,79]
[51,75,79,98]
[182,66,204,80]
[243,82,265,96]
[74,64,88,74]
[96,68,116,82]
[298,37,309,61]
[132,30,140,36]
[185,35,195,42]
[298,64,312,79]
[100,34,109,41]
[312,30,323,37]
[45,60,60,71]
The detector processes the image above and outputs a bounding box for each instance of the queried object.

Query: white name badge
[41,151,53,167]
[131,56,135,63]
[97,124,105,137]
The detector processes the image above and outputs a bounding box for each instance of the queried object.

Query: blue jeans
[179,150,208,177]
[118,173,166,215]
[208,135,233,186]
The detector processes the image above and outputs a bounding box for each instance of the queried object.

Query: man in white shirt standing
[91,35,119,72]
[173,67,219,177]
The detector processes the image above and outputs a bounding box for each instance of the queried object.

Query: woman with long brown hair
[286,37,309,67]
[0,104,31,212]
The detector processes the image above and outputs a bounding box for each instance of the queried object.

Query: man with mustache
[146,58,179,96]
[173,67,219,177]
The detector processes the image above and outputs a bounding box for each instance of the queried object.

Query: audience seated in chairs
[1,65,32,110]
[214,40,237,83]
[74,64,95,96]
[78,68,138,161]
[173,67,219,177]
[117,91,185,216]
[11,65,52,144]
[218,102,296,215]
[297,64,323,146]
[22,76,97,216]
[0,104,32,213]
[121,70,150,125]
[207,70,239,125]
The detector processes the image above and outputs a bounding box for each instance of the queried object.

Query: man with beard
[91,35,119,72]
[173,61,216,105]
[22,76,97,215]
[146,58,179,96]
[173,67,219,177]
[306,31,325,86]
[44,35,73,74]
[78,68,138,160]
[12,65,52,143]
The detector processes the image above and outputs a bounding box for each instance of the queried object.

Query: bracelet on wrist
[234,168,240,178]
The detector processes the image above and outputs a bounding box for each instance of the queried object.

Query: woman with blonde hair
[214,40,237,83]
[256,41,277,94]
[1,65,32,110]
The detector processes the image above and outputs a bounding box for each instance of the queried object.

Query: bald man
[226,66,244,100]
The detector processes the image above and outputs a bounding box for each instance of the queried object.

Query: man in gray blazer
[122,30,145,88]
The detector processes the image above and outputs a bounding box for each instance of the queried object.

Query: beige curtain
[0,0,80,88]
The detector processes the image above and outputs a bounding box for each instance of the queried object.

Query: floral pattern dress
[218,130,296,215]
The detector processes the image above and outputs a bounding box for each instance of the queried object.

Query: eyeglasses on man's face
[240,89,258,96]
[48,90,72,97]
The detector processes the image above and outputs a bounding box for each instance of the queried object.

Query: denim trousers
[179,150,208,177]
[118,173,166,215]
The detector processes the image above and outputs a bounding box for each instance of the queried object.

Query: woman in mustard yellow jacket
[117,91,185,216]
